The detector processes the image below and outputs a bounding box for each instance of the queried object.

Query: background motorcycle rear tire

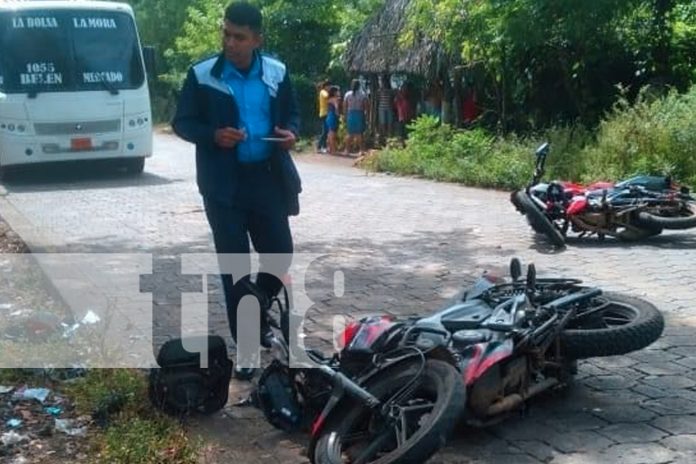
[310,359,464,464]
[616,226,663,241]
[561,292,664,359]
[513,190,566,247]
[637,211,696,230]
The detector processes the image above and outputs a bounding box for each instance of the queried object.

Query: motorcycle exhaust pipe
[485,378,558,416]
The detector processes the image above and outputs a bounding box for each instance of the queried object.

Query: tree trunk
[441,72,453,124]
[652,0,674,80]
[453,68,463,127]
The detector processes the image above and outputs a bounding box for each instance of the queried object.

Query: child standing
[325,86,341,155]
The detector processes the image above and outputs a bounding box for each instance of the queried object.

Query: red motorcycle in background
[511,142,696,247]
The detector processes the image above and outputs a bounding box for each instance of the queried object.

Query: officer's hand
[274,126,296,151]
[215,127,246,148]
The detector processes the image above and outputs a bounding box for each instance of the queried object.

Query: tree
[406,0,695,131]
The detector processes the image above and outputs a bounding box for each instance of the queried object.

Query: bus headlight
[126,114,150,130]
[0,121,31,135]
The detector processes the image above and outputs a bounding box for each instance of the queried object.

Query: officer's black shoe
[233,366,256,381]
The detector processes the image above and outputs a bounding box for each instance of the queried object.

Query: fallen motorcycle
[511,142,696,246]
[250,259,664,463]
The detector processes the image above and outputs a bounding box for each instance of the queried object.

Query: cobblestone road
[1,133,695,463]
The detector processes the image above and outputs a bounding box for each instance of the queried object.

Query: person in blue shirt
[172,2,301,379]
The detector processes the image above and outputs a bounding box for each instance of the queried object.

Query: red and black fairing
[338,315,399,353]
[460,337,514,386]
[333,315,405,377]
[310,316,403,439]
[530,176,675,218]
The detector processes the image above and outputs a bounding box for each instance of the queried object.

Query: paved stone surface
[1,132,696,462]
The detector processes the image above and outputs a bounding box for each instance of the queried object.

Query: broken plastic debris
[1,431,29,446]
[54,419,87,437]
[6,418,22,428]
[0,303,12,310]
[0,385,14,394]
[61,311,101,339]
[81,310,101,324]
[16,387,51,403]
[44,406,63,416]
[61,322,81,338]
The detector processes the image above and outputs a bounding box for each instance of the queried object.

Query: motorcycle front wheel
[512,190,566,247]
[561,292,664,359]
[310,359,465,464]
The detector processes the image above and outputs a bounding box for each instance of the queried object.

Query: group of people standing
[316,79,369,155]
[316,75,417,155]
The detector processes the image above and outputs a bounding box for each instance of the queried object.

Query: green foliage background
[373,85,696,190]
[125,0,696,186]
[128,0,382,129]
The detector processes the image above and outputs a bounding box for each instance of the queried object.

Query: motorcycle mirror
[535,142,549,158]
[510,258,522,281]
[526,263,537,290]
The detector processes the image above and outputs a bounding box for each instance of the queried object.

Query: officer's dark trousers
[203,161,293,344]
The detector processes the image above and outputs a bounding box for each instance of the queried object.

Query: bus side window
[142,45,156,81]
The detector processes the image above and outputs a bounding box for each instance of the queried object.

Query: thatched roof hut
[343,0,445,79]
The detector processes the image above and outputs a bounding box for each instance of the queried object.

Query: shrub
[581,85,696,187]
[368,85,696,191]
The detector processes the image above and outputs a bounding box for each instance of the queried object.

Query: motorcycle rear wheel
[561,292,664,359]
[637,208,696,230]
[512,190,566,247]
[616,226,663,241]
[310,359,464,464]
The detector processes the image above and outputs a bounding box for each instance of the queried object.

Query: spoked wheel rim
[483,279,583,304]
[325,381,439,463]
[560,292,664,359]
[569,298,641,330]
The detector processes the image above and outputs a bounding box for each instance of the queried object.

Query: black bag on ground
[149,335,232,415]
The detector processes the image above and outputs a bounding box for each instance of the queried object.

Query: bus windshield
[0,10,144,94]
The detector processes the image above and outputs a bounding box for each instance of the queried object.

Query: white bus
[0,0,153,178]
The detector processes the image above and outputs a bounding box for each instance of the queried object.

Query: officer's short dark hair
[225,2,263,33]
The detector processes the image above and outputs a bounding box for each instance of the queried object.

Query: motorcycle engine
[577,211,608,228]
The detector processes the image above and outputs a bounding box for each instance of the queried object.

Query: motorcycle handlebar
[317,364,381,408]
[530,142,550,187]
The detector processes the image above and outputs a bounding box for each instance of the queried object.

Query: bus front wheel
[124,157,145,174]
[0,164,10,182]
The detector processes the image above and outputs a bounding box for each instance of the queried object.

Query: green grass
[364,84,696,191]
[62,369,201,464]
[1,368,200,463]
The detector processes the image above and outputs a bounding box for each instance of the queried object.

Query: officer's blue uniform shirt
[223,55,272,163]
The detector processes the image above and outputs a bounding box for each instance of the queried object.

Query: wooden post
[369,74,379,146]
[453,68,462,127]
[441,72,452,124]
